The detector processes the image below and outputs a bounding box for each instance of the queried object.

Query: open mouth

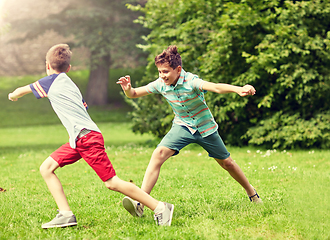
[164,79,171,85]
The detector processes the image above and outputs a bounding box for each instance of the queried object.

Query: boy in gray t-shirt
[8,44,174,228]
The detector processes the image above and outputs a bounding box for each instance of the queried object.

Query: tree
[9,0,148,105]
[126,0,330,149]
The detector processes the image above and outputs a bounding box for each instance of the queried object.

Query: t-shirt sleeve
[191,76,207,93]
[145,79,160,94]
[29,75,57,99]
[82,99,88,110]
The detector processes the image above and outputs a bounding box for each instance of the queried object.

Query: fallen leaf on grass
[0,187,6,192]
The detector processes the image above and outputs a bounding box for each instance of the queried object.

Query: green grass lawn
[1,123,330,239]
[1,72,330,239]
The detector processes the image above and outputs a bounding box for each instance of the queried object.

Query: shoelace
[136,203,144,214]
[154,213,163,225]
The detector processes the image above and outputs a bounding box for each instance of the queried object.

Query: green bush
[243,111,330,149]
[127,0,330,148]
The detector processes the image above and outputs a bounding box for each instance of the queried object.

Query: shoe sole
[42,222,77,229]
[123,197,142,217]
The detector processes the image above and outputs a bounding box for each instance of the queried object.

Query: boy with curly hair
[117,45,262,218]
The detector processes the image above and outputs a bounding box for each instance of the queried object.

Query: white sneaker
[122,196,144,217]
[154,202,174,226]
[41,211,77,229]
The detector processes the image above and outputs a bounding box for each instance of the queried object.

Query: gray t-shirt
[30,73,100,148]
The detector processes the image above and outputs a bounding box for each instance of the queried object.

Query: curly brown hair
[155,45,182,69]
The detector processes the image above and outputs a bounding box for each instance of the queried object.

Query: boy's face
[157,63,181,86]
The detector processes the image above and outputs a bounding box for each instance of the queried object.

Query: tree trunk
[85,51,111,106]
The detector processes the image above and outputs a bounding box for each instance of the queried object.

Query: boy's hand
[8,85,32,101]
[116,75,149,98]
[8,93,18,101]
[238,84,256,97]
[116,75,132,91]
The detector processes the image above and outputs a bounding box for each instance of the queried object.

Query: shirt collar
[176,68,185,86]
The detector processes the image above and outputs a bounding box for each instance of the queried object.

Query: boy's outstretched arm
[8,85,32,101]
[202,82,256,97]
[116,75,149,98]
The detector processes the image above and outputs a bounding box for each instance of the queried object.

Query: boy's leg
[215,156,255,196]
[40,156,71,211]
[119,146,174,218]
[77,131,175,225]
[124,125,191,216]
[198,131,262,202]
[215,157,262,203]
[105,176,158,210]
[40,143,82,228]
[40,156,78,229]
[121,125,191,218]
[141,146,176,194]
[105,176,174,226]
[140,125,193,194]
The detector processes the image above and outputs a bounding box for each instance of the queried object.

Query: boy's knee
[217,157,236,171]
[152,147,174,161]
[104,181,114,190]
[104,176,119,191]
[39,163,49,177]
[153,147,164,158]
[39,156,58,177]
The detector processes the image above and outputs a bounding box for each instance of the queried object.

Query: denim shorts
[158,124,230,160]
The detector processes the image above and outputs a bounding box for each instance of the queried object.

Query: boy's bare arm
[117,75,149,98]
[8,85,33,101]
[202,81,256,97]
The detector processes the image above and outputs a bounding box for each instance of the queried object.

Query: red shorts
[50,131,116,182]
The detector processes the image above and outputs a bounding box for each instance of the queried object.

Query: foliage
[244,111,330,149]
[125,0,330,148]
[239,0,330,149]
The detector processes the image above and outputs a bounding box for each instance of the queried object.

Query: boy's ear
[66,65,71,73]
[177,65,182,73]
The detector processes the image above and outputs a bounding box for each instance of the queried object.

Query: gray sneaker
[122,196,144,217]
[42,212,77,229]
[154,202,174,226]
